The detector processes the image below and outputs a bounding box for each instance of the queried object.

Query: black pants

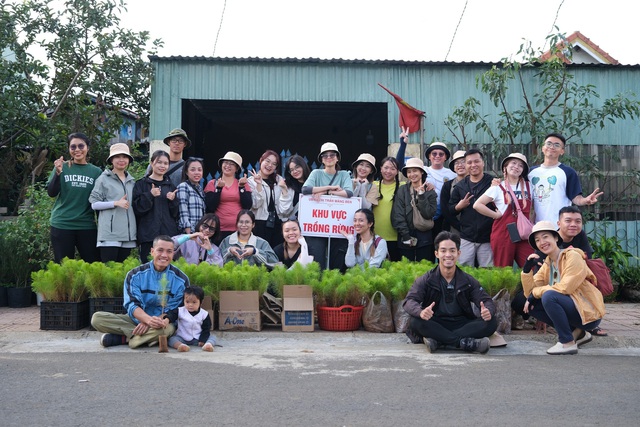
[306,236,347,271]
[138,242,153,263]
[100,247,132,263]
[410,315,497,347]
[51,227,99,263]
[398,244,435,263]
[253,219,283,248]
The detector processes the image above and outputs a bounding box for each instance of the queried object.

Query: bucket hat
[218,151,243,170]
[163,128,191,148]
[449,150,466,172]
[401,157,427,178]
[425,142,451,161]
[107,143,133,164]
[528,221,561,251]
[351,153,377,174]
[318,142,341,163]
[501,152,529,177]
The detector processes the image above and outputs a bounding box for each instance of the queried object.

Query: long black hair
[376,156,401,202]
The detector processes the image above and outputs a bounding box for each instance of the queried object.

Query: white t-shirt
[481,181,530,214]
[528,163,582,223]
[426,166,457,201]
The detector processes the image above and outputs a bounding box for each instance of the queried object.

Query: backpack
[585,258,614,296]
[373,236,390,260]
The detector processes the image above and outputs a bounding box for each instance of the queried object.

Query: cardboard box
[219,291,261,331]
[202,296,215,331]
[282,285,314,332]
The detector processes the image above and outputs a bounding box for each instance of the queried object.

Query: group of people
[48,128,607,355]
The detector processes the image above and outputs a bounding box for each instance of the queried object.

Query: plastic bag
[392,299,411,333]
[492,288,511,334]
[362,291,394,333]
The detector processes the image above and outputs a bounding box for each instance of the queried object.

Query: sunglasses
[188,157,204,162]
[201,223,216,232]
[69,143,86,151]
[430,152,446,158]
[321,153,337,159]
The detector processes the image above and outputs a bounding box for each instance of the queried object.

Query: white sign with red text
[298,195,362,238]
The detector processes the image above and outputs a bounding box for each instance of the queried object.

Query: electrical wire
[212,0,228,57]
[444,0,468,62]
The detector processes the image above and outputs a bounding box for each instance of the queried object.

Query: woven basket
[316,305,364,331]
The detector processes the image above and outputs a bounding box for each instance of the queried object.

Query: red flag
[378,83,425,134]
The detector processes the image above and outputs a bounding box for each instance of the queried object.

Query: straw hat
[449,150,466,172]
[401,157,427,178]
[106,143,133,164]
[163,128,191,148]
[425,142,451,161]
[218,151,243,169]
[528,221,561,251]
[317,142,341,162]
[501,152,529,177]
[351,153,377,174]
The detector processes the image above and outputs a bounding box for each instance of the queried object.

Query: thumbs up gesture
[115,194,129,209]
[480,301,492,321]
[166,189,177,201]
[150,184,161,197]
[420,302,436,321]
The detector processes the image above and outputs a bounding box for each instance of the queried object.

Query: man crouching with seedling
[403,231,497,354]
[92,235,189,349]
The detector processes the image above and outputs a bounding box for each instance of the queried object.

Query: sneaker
[100,333,125,347]
[459,337,490,354]
[575,331,592,348]
[422,337,438,353]
[202,342,214,352]
[546,341,578,355]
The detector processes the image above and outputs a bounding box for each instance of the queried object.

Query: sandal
[589,326,608,337]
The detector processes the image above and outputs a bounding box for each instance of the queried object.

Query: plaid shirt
[177,181,205,232]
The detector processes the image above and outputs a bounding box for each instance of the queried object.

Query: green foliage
[31,259,89,302]
[1,0,162,212]
[441,31,640,162]
[589,234,634,284]
[0,184,54,286]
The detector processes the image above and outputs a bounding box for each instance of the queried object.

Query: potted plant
[31,259,91,330]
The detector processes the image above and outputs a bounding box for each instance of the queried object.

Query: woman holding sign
[391,158,437,262]
[301,142,353,270]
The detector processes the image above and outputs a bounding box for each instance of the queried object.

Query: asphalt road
[2,336,639,426]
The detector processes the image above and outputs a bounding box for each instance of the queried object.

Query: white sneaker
[546,341,578,355]
[575,331,592,347]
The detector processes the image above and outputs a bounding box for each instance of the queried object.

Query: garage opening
[181,99,389,179]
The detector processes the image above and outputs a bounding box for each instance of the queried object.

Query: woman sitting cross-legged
[219,209,279,267]
[521,221,606,355]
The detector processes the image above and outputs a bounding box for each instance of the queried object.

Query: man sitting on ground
[403,231,497,354]
[92,235,189,348]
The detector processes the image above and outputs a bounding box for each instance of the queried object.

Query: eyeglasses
[188,157,203,162]
[262,159,278,166]
[169,138,185,145]
[544,141,563,149]
[69,143,86,151]
[201,223,216,232]
[238,220,253,225]
[321,153,337,159]
[430,152,446,158]
[289,165,302,174]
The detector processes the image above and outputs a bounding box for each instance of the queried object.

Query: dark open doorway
[181,99,388,179]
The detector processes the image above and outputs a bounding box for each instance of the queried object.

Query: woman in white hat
[301,142,354,270]
[391,158,437,262]
[89,143,137,262]
[204,151,252,245]
[351,153,379,209]
[473,153,534,267]
[48,132,102,263]
[441,150,467,234]
[521,221,605,355]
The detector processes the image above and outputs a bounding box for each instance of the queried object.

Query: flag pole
[420,116,425,163]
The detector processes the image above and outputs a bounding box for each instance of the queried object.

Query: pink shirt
[204,179,250,232]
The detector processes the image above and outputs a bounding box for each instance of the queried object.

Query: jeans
[459,239,493,267]
[529,291,601,343]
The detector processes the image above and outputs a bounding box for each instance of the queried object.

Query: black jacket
[448,173,494,243]
[403,265,496,320]
[132,175,179,243]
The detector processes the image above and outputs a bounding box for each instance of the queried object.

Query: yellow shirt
[373,181,405,242]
